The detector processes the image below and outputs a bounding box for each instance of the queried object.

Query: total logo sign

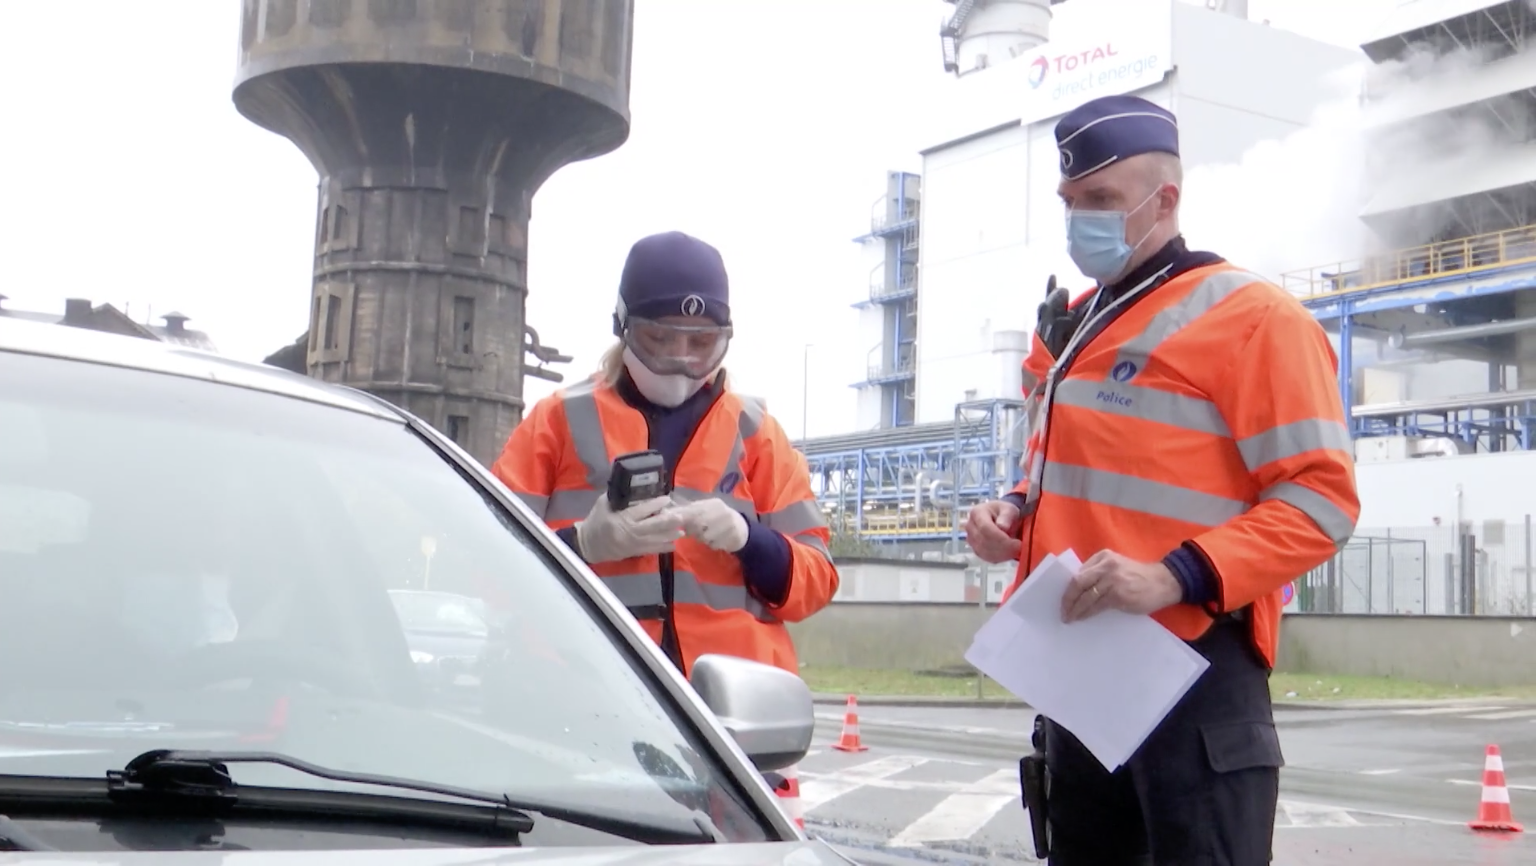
[1026,43,1124,90]
[1022,40,1168,115]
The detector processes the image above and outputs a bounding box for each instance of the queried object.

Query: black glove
[1035,274,1086,358]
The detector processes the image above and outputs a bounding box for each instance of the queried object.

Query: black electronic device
[607,450,670,511]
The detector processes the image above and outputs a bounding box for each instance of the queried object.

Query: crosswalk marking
[796,751,1440,850]
[798,755,929,811]
[887,768,1021,847]
[1279,800,1361,828]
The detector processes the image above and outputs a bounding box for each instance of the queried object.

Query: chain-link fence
[1298,518,1536,615]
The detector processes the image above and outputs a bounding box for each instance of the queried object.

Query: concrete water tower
[940,0,1056,77]
[233,0,632,467]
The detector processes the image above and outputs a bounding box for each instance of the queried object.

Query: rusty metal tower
[233,0,632,466]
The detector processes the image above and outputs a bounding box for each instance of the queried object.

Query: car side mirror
[689,653,815,772]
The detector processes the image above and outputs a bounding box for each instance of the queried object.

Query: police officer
[965,95,1360,865]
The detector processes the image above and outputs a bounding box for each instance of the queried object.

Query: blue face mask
[1065,189,1160,284]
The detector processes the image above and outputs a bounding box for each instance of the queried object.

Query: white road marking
[887,769,1020,847]
[1279,800,1361,828]
[1393,706,1507,716]
[1358,768,1401,775]
[798,755,929,811]
[1447,778,1536,791]
[1467,709,1536,721]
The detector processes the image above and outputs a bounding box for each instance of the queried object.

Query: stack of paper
[963,551,1210,772]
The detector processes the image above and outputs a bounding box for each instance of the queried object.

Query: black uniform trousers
[1043,615,1282,866]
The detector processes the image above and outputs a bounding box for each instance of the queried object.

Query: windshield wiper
[102,749,720,846]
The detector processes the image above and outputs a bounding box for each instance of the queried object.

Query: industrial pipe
[1387,315,1536,349]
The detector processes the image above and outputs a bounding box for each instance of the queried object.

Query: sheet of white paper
[964,549,1210,772]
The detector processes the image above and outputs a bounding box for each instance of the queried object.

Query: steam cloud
[1179,38,1521,292]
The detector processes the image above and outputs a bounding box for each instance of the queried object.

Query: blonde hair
[596,340,731,390]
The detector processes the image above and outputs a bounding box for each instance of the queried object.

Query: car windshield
[0,350,771,844]
[390,590,489,637]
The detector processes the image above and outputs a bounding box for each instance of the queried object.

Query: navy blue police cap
[613,231,731,334]
[1054,95,1179,182]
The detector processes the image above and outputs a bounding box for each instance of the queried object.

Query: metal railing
[1280,223,1536,298]
[870,202,919,234]
[867,357,916,381]
[869,271,917,302]
[1298,520,1536,616]
[856,507,965,537]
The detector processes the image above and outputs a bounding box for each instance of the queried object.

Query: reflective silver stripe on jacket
[550,388,828,605]
[599,570,780,623]
[1041,462,1247,529]
[1028,268,1354,540]
[1109,269,1263,375]
[1260,482,1356,545]
[540,380,610,521]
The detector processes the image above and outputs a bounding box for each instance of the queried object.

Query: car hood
[0,840,858,866]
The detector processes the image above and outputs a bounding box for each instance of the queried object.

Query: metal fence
[1298,518,1536,615]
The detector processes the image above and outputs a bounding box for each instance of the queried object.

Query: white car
[0,317,878,866]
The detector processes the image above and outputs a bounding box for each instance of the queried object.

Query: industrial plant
[799,0,1536,616]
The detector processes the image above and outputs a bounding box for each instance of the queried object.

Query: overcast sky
[0,0,1398,438]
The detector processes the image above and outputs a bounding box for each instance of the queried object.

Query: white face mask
[623,347,711,408]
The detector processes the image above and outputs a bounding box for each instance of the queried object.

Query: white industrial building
[1305,0,1536,616]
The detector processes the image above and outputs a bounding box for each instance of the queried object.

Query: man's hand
[965,500,1022,563]
[1060,551,1183,623]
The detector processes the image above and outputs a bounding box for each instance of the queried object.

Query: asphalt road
[797,701,1536,866]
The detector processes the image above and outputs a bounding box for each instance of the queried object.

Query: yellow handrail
[825,506,969,537]
[1280,223,1536,300]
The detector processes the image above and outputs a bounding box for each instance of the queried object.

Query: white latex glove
[575,495,684,564]
[677,498,751,553]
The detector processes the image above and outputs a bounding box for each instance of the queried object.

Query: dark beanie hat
[613,231,731,333]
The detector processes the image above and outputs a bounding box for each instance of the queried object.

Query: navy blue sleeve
[734,516,793,606]
[1162,542,1219,607]
[556,525,585,562]
[1001,493,1028,514]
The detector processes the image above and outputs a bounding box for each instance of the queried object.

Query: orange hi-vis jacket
[490,376,839,677]
[1005,262,1360,668]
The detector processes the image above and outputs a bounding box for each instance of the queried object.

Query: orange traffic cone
[772,763,806,830]
[831,694,868,752]
[1470,744,1524,833]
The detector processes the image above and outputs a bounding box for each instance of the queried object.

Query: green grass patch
[799,665,1536,703]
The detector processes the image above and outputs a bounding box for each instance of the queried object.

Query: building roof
[0,298,220,353]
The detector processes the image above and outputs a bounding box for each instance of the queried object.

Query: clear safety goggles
[621,316,732,380]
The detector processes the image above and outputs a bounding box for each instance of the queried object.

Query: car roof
[0,316,401,421]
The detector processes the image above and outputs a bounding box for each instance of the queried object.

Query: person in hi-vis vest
[964,95,1359,866]
[491,230,839,680]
